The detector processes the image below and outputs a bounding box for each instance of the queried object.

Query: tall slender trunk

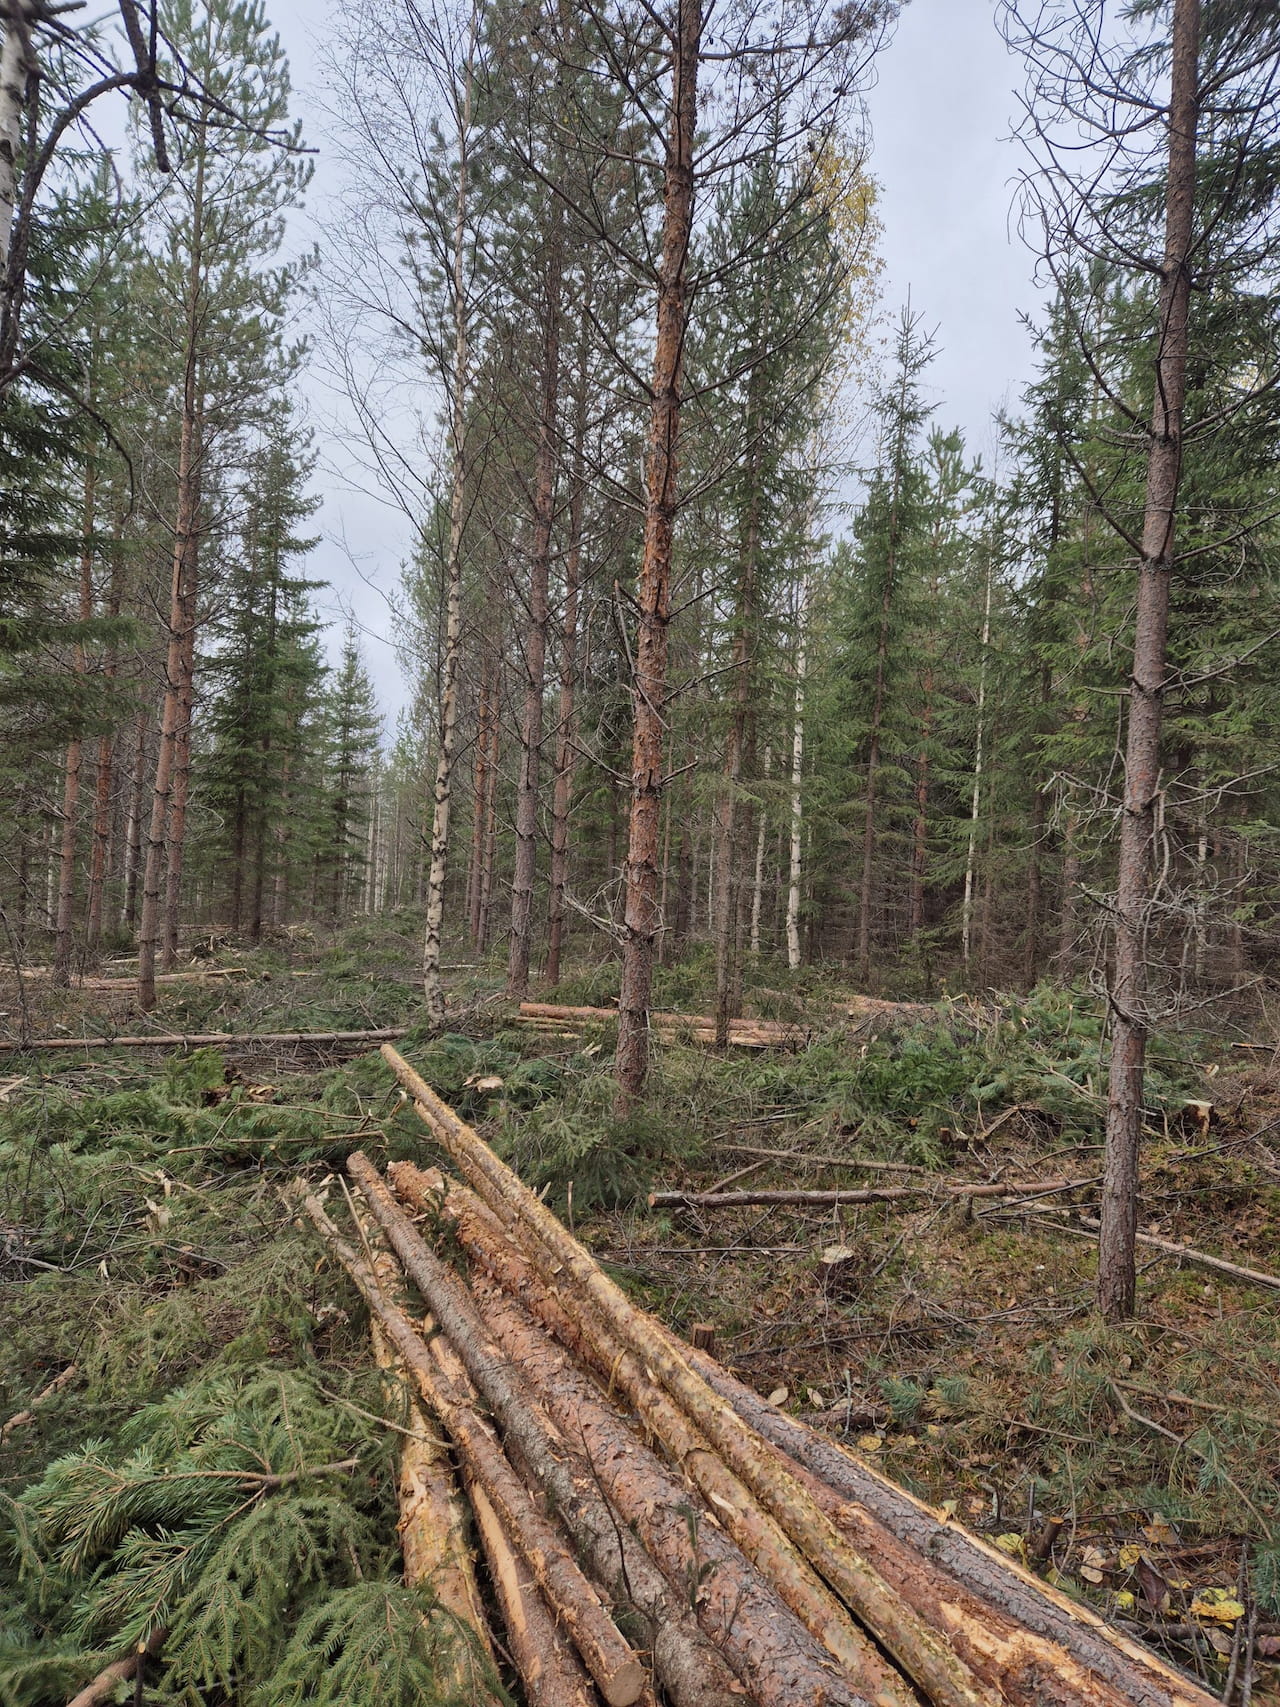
[786,574,809,972]
[1098,0,1199,1323]
[121,707,148,929]
[468,649,498,947]
[86,518,125,952]
[616,0,699,1106]
[0,3,32,279]
[507,216,563,999]
[545,315,590,988]
[1024,782,1045,988]
[162,487,200,968]
[908,667,932,940]
[138,133,206,1010]
[477,706,500,953]
[422,14,477,1023]
[749,746,770,955]
[961,548,994,971]
[51,452,96,984]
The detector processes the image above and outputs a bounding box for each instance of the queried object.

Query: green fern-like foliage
[1,1367,487,1706]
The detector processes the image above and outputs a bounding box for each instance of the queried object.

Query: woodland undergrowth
[1,921,1278,1702]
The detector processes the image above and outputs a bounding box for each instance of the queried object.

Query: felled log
[393,1161,1177,1707]
[516,1002,806,1048]
[13,1027,408,1052]
[355,1209,496,1693]
[379,1046,996,1707]
[381,1159,885,1707]
[345,1156,738,1707]
[648,1177,1095,1210]
[299,1188,647,1707]
[686,1353,1221,1707]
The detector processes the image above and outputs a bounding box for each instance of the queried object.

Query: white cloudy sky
[266,0,1042,722]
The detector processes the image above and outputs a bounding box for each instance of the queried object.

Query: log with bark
[390,1160,1210,1707]
[379,1045,999,1707]
[373,1158,891,1707]
[298,1187,649,1707]
[11,1027,408,1052]
[517,1001,808,1048]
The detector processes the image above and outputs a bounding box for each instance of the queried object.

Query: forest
[2,0,1280,1702]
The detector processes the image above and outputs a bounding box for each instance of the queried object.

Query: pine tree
[315,630,383,921]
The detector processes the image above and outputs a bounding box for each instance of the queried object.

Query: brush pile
[298,1043,1222,1707]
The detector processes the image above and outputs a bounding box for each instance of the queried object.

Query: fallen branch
[380,1045,997,1707]
[298,1186,648,1707]
[11,1027,408,1052]
[1075,1214,1280,1295]
[0,1363,78,1444]
[648,1177,1097,1210]
[65,1628,167,1707]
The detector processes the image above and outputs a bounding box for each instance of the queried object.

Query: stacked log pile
[295,1041,1221,1707]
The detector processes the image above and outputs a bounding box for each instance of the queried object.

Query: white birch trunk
[0,4,32,276]
[786,574,809,971]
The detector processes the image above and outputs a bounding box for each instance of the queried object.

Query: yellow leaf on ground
[857,1434,884,1452]
[1118,1544,1144,1568]
[1115,1591,1136,1611]
[1190,1589,1246,1624]
[994,1534,1027,1561]
[766,1387,788,1407]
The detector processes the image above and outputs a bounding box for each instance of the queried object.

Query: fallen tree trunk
[299,1188,647,1707]
[379,1046,997,1707]
[516,1002,806,1048]
[12,1028,407,1052]
[393,1161,1197,1707]
[649,1178,1096,1211]
[343,1157,743,1707]
[378,1159,889,1707]
[685,1351,1221,1707]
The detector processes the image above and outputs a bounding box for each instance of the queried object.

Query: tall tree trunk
[476,689,501,954]
[86,520,125,952]
[614,0,699,1106]
[162,483,200,969]
[1098,0,1198,1323]
[961,549,994,972]
[507,221,563,999]
[121,706,148,930]
[468,650,498,947]
[51,453,96,985]
[786,574,808,971]
[908,668,932,940]
[422,16,476,1024]
[749,746,770,955]
[546,316,590,988]
[0,3,32,279]
[1024,783,1045,988]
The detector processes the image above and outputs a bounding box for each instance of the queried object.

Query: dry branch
[64,1628,166,1707]
[1074,1214,1280,1294]
[379,1045,998,1707]
[298,1186,647,1707]
[11,1027,407,1052]
[649,1177,1096,1210]
[384,1159,883,1707]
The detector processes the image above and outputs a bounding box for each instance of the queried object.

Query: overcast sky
[267,0,1043,722]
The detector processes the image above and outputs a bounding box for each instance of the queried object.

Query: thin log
[376,1158,891,1707]
[1075,1214,1280,1295]
[379,1047,998,1707]
[12,1028,407,1052]
[394,1161,1183,1707]
[343,1158,739,1707]
[467,1478,600,1707]
[0,1363,78,1444]
[299,1188,647,1707]
[649,1177,1096,1210]
[685,1351,1221,1707]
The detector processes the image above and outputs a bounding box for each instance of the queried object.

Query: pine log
[466,1477,600,1707]
[343,1158,741,1707]
[298,1188,647,1707]
[393,1161,1195,1707]
[379,1046,997,1707]
[378,1159,889,1707]
[649,1178,1095,1210]
[14,1027,408,1052]
[685,1352,1222,1707]
[355,1209,496,1689]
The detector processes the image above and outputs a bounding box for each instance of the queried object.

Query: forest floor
[2,913,1279,1702]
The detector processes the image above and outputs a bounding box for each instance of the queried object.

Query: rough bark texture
[0,3,31,276]
[301,1188,647,1707]
[615,0,700,1107]
[52,455,96,985]
[379,1049,997,1707]
[1099,0,1199,1322]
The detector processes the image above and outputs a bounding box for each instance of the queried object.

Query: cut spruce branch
[11,1027,408,1052]
[342,1157,741,1707]
[648,1177,1097,1210]
[376,1158,891,1707]
[683,1351,1221,1707]
[392,1159,1193,1707]
[0,1362,78,1444]
[297,1186,648,1707]
[379,1045,999,1707]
